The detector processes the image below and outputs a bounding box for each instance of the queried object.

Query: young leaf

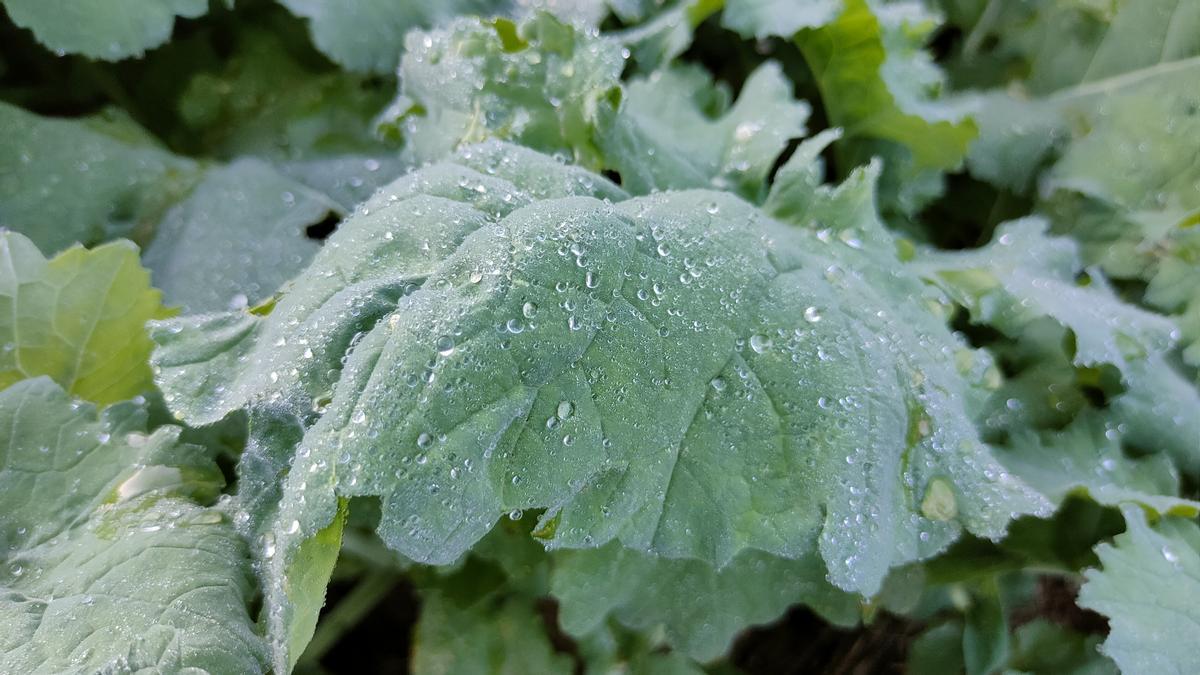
[793,0,977,210]
[1079,506,1200,675]
[0,0,207,60]
[0,378,266,673]
[380,14,807,200]
[154,141,1048,599]
[0,232,170,406]
[595,61,809,200]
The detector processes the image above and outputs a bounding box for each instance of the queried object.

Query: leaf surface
[1,0,207,59]
[1079,507,1200,675]
[0,232,170,405]
[0,378,266,674]
[154,141,1048,598]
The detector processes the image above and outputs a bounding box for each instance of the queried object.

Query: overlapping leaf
[379,13,806,200]
[0,378,266,673]
[1080,506,1200,675]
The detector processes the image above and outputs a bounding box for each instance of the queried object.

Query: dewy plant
[1,1,1198,673]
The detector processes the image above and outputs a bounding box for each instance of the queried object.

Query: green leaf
[794,0,977,171]
[1109,355,1200,477]
[0,377,266,673]
[143,158,336,312]
[963,584,1007,675]
[1005,619,1116,675]
[908,620,966,675]
[411,588,573,674]
[958,0,1200,365]
[0,102,201,254]
[0,0,207,60]
[173,28,407,210]
[596,60,810,200]
[551,543,859,662]
[378,14,626,167]
[1079,506,1200,675]
[912,217,1178,376]
[721,0,840,39]
[278,0,512,73]
[154,141,1048,598]
[999,412,1199,517]
[382,14,807,200]
[0,232,170,406]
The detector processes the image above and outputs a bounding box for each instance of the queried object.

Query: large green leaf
[0,232,170,406]
[154,141,1048,599]
[0,377,266,673]
[1079,506,1200,675]
[0,102,201,254]
[0,0,207,60]
[143,158,336,312]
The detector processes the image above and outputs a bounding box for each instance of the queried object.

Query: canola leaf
[155,141,1048,598]
[721,0,840,39]
[907,620,966,675]
[0,102,201,254]
[143,159,336,313]
[794,0,977,172]
[959,0,1200,364]
[615,0,722,71]
[963,586,1007,675]
[999,412,1199,518]
[277,0,510,73]
[1109,355,1200,478]
[576,622,706,674]
[0,378,266,674]
[596,60,810,200]
[551,542,859,662]
[912,218,1178,376]
[378,14,625,167]
[1004,619,1116,675]
[411,589,573,675]
[0,0,207,60]
[0,232,170,406]
[1079,506,1200,675]
[381,14,805,200]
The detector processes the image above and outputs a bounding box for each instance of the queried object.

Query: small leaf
[0,232,170,405]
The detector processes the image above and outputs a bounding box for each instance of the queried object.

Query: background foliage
[1,0,1198,673]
